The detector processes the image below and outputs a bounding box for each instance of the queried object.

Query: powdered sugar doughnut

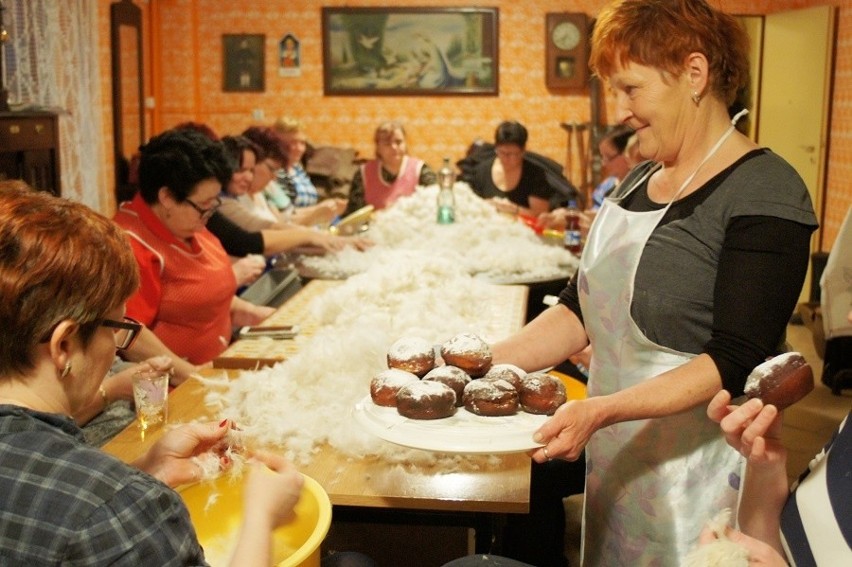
[423,365,471,406]
[462,378,519,416]
[387,336,436,377]
[370,368,419,407]
[519,372,567,415]
[744,352,814,410]
[396,380,456,420]
[482,363,526,390]
[440,333,492,377]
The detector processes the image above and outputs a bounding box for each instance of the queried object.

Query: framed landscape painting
[322,7,498,96]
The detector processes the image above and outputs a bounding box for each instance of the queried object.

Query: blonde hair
[374,120,406,145]
[272,116,302,136]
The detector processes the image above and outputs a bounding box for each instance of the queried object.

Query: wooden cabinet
[0,111,61,195]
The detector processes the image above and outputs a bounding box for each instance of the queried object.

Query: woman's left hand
[707,390,786,470]
[133,420,232,487]
[316,198,348,219]
[107,355,174,401]
[342,235,374,251]
[530,399,601,463]
[230,297,276,327]
[232,255,266,287]
[489,197,519,215]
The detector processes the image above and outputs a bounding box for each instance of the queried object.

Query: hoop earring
[692,91,701,105]
[60,362,72,379]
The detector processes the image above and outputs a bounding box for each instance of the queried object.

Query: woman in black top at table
[468,121,554,218]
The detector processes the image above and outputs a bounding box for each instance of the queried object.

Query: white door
[757,6,835,303]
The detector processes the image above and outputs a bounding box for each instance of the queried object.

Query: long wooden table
[103,279,533,515]
[103,374,533,514]
[213,279,529,370]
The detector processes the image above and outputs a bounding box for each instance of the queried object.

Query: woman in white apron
[491,1,818,565]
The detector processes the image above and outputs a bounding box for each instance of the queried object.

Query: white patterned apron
[577,116,746,566]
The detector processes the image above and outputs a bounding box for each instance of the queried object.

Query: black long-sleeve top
[558,150,817,396]
[206,211,264,257]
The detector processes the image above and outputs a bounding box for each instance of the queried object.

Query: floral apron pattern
[576,118,745,566]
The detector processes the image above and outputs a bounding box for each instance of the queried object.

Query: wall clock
[546,12,590,90]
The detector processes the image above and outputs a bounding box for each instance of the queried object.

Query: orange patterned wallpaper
[822,1,852,249]
[98,0,851,249]
[98,0,114,212]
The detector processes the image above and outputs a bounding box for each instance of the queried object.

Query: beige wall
[97,0,851,249]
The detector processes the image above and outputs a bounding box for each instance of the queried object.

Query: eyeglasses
[256,160,280,174]
[184,197,221,220]
[600,151,623,164]
[100,317,142,350]
[495,148,523,159]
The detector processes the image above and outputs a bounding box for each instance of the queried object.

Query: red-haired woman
[0,182,302,566]
[491,0,818,564]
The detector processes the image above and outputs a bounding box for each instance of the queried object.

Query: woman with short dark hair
[115,128,275,374]
[467,120,554,218]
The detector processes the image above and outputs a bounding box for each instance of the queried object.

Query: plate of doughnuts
[353,395,549,454]
[354,333,578,454]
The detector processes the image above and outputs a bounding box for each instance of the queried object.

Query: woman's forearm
[260,226,322,255]
[491,304,588,372]
[230,296,274,328]
[595,354,723,428]
[738,462,789,556]
[228,514,273,567]
[527,195,551,217]
[123,327,199,385]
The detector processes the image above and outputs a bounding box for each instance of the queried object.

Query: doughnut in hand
[744,352,814,410]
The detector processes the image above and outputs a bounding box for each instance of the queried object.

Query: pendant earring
[60,362,72,378]
[692,91,701,105]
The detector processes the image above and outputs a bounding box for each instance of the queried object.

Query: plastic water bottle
[563,199,583,254]
[437,157,455,224]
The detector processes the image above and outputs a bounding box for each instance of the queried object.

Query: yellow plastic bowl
[178,472,332,567]
[548,370,588,400]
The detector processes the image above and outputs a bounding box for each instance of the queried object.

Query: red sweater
[114,194,236,364]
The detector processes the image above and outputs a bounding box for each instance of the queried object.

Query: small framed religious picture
[279,33,301,77]
[223,34,265,92]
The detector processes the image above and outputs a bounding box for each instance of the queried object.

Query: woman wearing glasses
[0,182,304,566]
[467,121,555,219]
[219,127,291,231]
[216,133,357,252]
[114,129,275,378]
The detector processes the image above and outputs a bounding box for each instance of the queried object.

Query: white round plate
[353,395,547,454]
[475,268,574,285]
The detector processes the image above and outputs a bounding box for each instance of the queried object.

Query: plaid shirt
[277,164,319,208]
[0,405,207,566]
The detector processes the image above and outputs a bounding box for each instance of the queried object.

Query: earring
[60,361,72,378]
[692,91,701,105]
